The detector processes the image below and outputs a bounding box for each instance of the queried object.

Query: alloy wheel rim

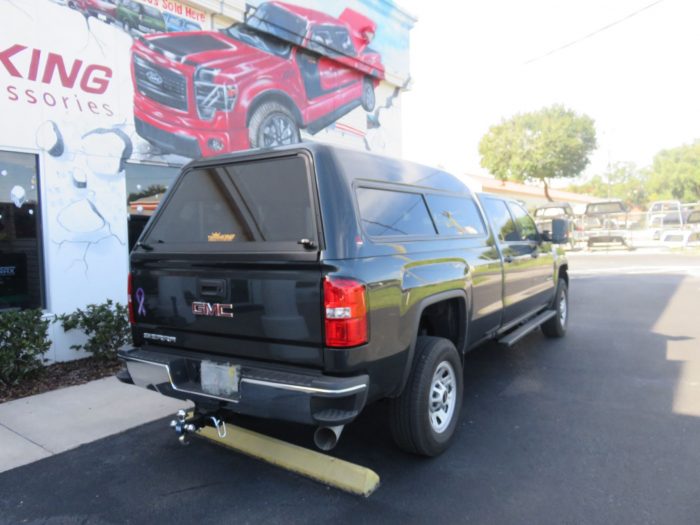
[559,290,568,325]
[364,83,374,108]
[261,114,296,147]
[429,360,457,433]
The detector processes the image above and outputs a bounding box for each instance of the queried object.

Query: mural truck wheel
[248,102,300,149]
[361,78,376,112]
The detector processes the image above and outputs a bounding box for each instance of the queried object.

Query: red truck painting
[70,0,118,23]
[131,1,384,158]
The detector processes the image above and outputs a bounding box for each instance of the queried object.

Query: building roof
[467,175,598,205]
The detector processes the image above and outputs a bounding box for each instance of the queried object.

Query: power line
[524,0,666,65]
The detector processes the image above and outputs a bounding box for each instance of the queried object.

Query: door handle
[198,278,226,297]
[503,255,513,263]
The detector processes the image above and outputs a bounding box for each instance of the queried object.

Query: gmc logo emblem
[192,301,234,318]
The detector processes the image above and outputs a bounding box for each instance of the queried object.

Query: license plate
[200,361,240,397]
[98,13,107,21]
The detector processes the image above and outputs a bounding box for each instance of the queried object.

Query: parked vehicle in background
[72,0,118,23]
[163,12,202,32]
[131,1,384,158]
[533,202,578,248]
[686,209,700,232]
[647,200,683,225]
[663,208,700,245]
[117,0,166,35]
[117,144,570,457]
[583,199,631,249]
[647,200,683,239]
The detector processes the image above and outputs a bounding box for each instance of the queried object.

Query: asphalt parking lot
[2,251,699,524]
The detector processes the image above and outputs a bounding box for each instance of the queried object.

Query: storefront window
[0,151,43,310]
[125,162,180,250]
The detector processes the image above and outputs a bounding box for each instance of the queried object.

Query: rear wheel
[248,102,300,149]
[361,78,376,112]
[542,279,568,338]
[389,336,463,456]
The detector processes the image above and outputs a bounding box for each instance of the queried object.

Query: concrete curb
[0,377,189,473]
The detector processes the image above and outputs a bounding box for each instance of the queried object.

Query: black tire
[389,336,463,457]
[360,78,376,112]
[542,279,568,338]
[248,102,300,149]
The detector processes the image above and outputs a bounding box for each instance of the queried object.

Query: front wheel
[542,279,568,338]
[248,102,300,149]
[389,336,463,456]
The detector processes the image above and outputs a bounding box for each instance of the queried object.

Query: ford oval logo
[146,69,163,86]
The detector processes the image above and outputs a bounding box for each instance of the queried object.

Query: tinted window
[125,162,179,251]
[309,25,356,57]
[143,6,162,18]
[426,195,486,237]
[0,151,43,310]
[357,188,436,237]
[481,198,519,242]
[145,156,315,248]
[509,203,539,241]
[225,24,292,57]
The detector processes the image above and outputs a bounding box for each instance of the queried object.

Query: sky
[398,0,700,183]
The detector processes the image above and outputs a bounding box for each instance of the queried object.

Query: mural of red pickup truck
[131,1,384,158]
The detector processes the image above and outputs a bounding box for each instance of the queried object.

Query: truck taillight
[324,277,367,348]
[127,273,135,325]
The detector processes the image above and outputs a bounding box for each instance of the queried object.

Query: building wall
[0,0,414,361]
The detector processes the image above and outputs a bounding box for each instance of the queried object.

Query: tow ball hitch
[170,409,227,445]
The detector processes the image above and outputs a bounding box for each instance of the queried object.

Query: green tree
[479,105,597,200]
[128,184,167,203]
[647,141,700,202]
[568,162,649,208]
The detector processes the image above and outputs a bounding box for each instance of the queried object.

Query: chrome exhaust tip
[313,425,344,451]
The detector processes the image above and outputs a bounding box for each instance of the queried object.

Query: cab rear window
[586,202,626,214]
[425,194,486,237]
[143,155,317,250]
[356,187,436,237]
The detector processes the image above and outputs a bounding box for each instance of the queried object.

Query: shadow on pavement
[1,273,699,524]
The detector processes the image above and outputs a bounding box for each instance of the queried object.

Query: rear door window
[425,194,486,237]
[144,155,317,251]
[356,187,436,237]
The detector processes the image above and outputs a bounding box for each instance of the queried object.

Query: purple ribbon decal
[135,287,146,316]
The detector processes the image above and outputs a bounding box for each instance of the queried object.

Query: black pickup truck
[118,144,570,456]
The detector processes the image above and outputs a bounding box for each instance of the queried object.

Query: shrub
[57,300,131,361]
[0,309,51,387]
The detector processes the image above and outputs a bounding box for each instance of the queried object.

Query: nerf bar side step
[498,310,557,347]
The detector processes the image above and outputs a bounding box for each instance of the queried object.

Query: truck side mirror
[550,218,570,244]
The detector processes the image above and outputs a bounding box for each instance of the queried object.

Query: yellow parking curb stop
[196,424,380,497]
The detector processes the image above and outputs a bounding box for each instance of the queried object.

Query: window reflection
[0,151,43,310]
[125,162,179,250]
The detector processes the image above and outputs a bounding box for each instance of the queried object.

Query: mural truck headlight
[194,68,237,121]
